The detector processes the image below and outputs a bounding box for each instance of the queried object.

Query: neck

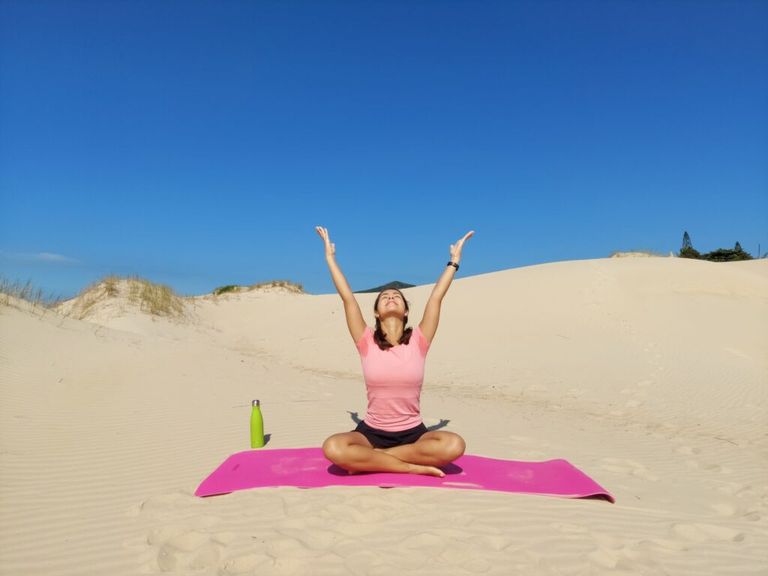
[379,317,404,345]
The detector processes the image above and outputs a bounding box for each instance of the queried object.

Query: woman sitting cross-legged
[315,226,474,477]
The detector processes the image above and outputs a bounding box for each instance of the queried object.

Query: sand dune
[1,257,766,575]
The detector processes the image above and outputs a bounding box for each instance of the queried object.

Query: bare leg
[378,431,466,467]
[323,432,445,477]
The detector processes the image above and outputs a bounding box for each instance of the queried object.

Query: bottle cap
[252,399,260,406]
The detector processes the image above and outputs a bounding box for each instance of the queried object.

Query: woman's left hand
[450,230,474,263]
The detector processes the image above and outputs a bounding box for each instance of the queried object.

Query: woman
[316,226,474,477]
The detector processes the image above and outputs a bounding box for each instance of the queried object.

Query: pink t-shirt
[355,325,430,432]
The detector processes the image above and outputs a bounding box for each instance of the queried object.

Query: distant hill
[355,280,416,294]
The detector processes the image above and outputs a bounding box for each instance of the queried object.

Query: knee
[445,433,466,461]
[430,432,465,463]
[322,435,345,464]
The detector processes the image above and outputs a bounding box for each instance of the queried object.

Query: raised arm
[315,226,367,343]
[419,230,474,344]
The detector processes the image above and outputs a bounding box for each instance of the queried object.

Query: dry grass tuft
[0,277,62,311]
[130,277,185,317]
[609,250,669,258]
[63,275,186,319]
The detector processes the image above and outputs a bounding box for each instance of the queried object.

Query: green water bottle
[250,399,265,448]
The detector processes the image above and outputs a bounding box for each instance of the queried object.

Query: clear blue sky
[1,0,766,298]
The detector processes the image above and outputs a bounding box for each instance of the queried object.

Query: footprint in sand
[743,510,762,522]
[639,538,689,553]
[587,533,694,575]
[587,544,663,573]
[322,501,399,524]
[715,481,754,497]
[400,531,447,554]
[266,537,316,559]
[439,544,493,573]
[550,522,588,535]
[708,503,763,522]
[344,550,385,575]
[468,533,515,552]
[710,503,738,516]
[138,490,210,517]
[277,525,341,552]
[599,458,658,481]
[139,492,229,574]
[219,553,272,574]
[155,530,221,572]
[268,555,317,576]
[670,523,745,543]
[684,459,732,474]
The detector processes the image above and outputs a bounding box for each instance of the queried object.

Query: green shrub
[213,285,242,296]
[702,247,753,262]
[213,280,304,296]
[677,232,753,261]
[249,280,304,293]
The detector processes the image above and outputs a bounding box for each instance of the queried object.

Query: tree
[678,231,701,259]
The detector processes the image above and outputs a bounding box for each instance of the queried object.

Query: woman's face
[375,289,408,319]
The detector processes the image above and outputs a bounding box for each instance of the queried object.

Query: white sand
[1,257,766,575]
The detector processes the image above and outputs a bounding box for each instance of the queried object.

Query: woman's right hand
[315,226,366,342]
[315,226,336,259]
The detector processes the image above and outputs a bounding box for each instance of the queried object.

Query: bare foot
[374,448,446,477]
[407,463,445,477]
[374,447,406,457]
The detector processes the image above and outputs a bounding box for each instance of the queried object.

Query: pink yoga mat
[195,448,614,502]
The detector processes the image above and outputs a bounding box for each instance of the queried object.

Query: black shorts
[353,420,428,449]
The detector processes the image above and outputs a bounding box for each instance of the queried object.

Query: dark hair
[373,288,412,351]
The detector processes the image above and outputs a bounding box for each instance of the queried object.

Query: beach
[1,256,766,575]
